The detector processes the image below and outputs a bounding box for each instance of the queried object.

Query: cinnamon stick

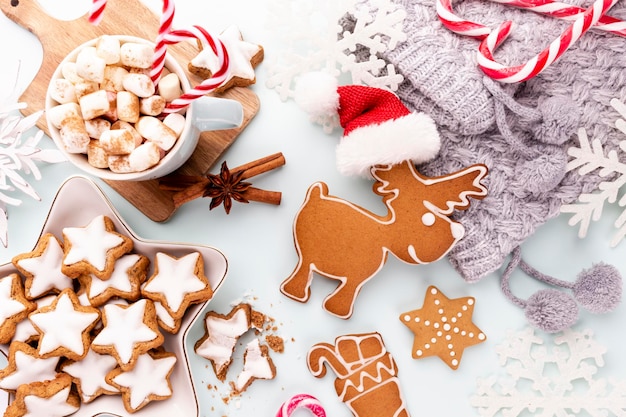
[231,152,285,180]
[241,187,282,205]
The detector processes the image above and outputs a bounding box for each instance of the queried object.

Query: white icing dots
[452,359,459,367]
[403,315,411,322]
[422,212,436,226]
[424,320,430,326]
[414,316,420,323]
[443,323,451,331]
[478,333,486,340]
[467,298,474,306]
[416,349,423,356]
[430,288,438,295]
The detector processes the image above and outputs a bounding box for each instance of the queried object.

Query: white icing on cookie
[23,386,79,417]
[110,352,176,411]
[15,235,73,298]
[12,295,55,343]
[190,48,220,74]
[235,338,274,392]
[29,291,99,357]
[91,299,158,366]
[87,253,140,299]
[0,350,58,390]
[195,306,250,372]
[63,215,124,271]
[154,301,176,329]
[219,25,261,81]
[143,252,206,314]
[0,274,28,327]
[62,348,119,402]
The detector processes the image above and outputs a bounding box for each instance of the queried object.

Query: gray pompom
[533,96,580,145]
[525,289,578,333]
[515,150,567,194]
[573,263,622,314]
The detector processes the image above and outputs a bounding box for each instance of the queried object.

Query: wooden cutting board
[0,0,260,222]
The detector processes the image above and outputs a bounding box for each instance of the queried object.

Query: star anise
[203,161,252,214]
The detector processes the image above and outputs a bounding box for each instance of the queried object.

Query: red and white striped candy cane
[150,0,176,85]
[160,25,230,113]
[478,0,619,83]
[88,0,107,25]
[276,394,327,417]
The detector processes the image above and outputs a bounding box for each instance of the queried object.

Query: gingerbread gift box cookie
[308,332,410,417]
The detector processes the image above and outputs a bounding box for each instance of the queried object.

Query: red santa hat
[294,72,441,177]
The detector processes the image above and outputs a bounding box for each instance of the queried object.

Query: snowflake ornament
[265,0,406,131]
[560,98,626,247]
[470,327,626,417]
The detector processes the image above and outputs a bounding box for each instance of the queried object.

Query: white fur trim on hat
[336,112,441,177]
[293,72,340,119]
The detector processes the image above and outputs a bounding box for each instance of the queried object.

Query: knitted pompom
[524,289,578,333]
[533,96,580,145]
[514,149,567,194]
[294,72,340,120]
[573,263,622,314]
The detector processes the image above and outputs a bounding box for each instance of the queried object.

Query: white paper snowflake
[470,327,626,417]
[265,0,406,129]
[560,98,626,247]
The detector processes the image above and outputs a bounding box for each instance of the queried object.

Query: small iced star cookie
[188,25,263,93]
[194,303,252,381]
[233,338,276,394]
[29,289,100,361]
[0,274,36,344]
[12,295,56,344]
[106,350,177,413]
[0,341,60,392]
[153,301,182,334]
[77,253,149,306]
[12,233,73,300]
[91,298,164,371]
[61,215,133,280]
[399,286,486,370]
[3,373,80,417]
[141,252,213,320]
[60,347,120,403]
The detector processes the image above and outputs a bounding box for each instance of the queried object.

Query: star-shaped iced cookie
[0,341,59,392]
[0,274,35,344]
[5,374,80,417]
[91,299,164,371]
[62,214,133,279]
[29,289,100,361]
[61,347,120,403]
[233,338,276,394]
[399,286,486,370]
[106,350,177,413]
[142,252,213,319]
[12,233,73,300]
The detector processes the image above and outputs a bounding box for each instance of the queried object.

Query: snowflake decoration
[265,0,406,130]
[470,327,626,417]
[0,102,66,247]
[560,98,626,247]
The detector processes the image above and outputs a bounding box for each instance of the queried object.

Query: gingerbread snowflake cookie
[188,25,264,93]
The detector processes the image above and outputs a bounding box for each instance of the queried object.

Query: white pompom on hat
[294,72,441,177]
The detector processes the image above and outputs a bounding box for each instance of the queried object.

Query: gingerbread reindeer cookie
[281,160,488,319]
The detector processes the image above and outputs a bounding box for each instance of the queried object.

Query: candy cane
[436,0,626,39]
[160,26,230,113]
[150,0,176,85]
[478,0,619,82]
[88,0,107,25]
[276,394,327,417]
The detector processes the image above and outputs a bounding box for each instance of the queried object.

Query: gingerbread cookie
[188,25,263,93]
[141,251,213,320]
[12,295,56,344]
[281,161,488,319]
[3,373,80,417]
[308,332,410,417]
[194,303,252,381]
[60,347,120,403]
[106,349,177,413]
[0,274,35,344]
[232,338,276,394]
[0,342,59,392]
[399,285,486,370]
[61,214,133,280]
[91,298,164,371]
[12,233,73,300]
[29,288,100,361]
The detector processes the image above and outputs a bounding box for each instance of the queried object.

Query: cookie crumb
[266,335,284,353]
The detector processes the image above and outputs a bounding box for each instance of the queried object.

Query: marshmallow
[135,116,178,151]
[120,42,153,69]
[87,140,109,169]
[129,67,151,76]
[85,118,111,140]
[49,79,77,104]
[61,62,85,84]
[73,81,99,100]
[157,73,182,103]
[47,103,82,129]
[96,35,121,65]
[76,46,106,83]
[122,73,155,98]
[79,90,111,120]
[128,142,161,172]
[117,91,140,123]
[162,113,186,137]
[102,66,129,92]
[99,128,136,155]
[111,121,143,147]
[140,95,166,116]
[107,155,134,173]
[59,115,90,153]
